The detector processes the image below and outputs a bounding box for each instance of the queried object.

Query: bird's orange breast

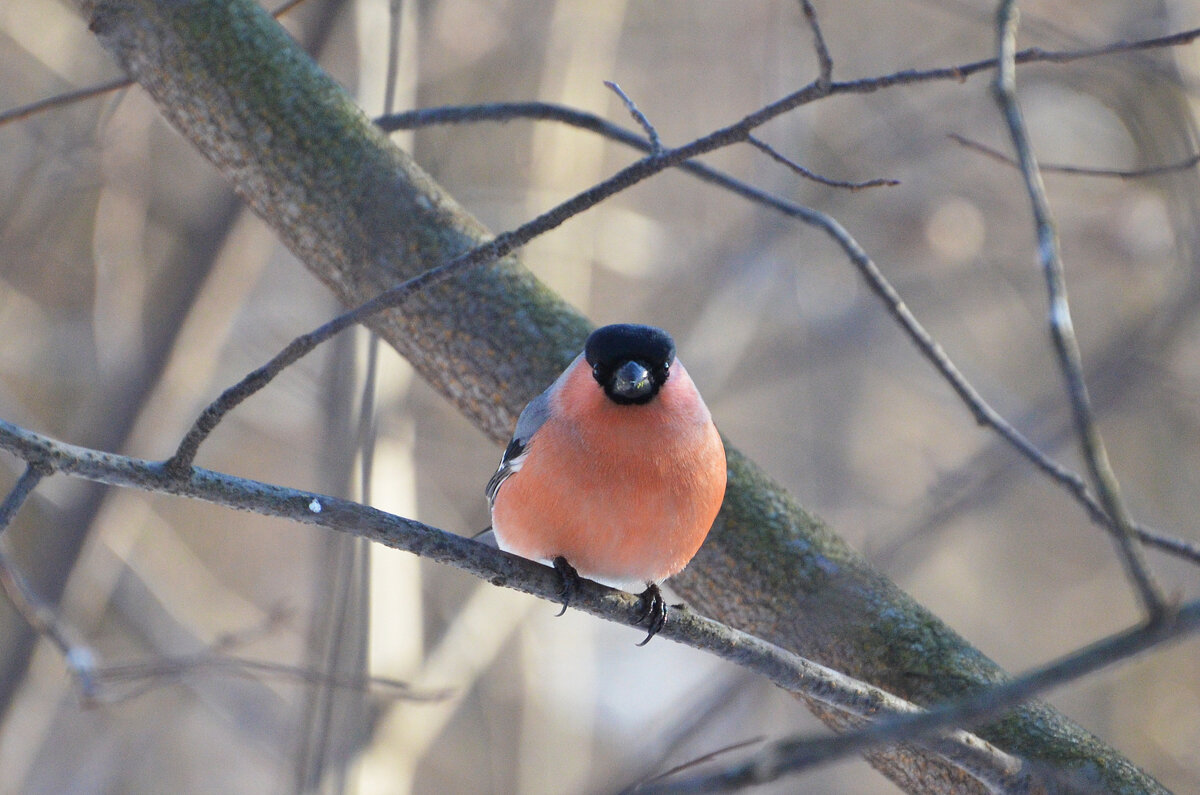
[490,360,726,589]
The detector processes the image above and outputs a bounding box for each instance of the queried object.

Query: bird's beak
[612,361,653,400]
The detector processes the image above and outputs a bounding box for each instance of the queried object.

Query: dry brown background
[1,0,1199,792]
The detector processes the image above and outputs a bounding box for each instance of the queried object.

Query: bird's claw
[549,563,668,645]
[634,583,667,646]
[551,556,581,617]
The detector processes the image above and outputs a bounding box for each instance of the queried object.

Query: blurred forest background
[1,0,1199,792]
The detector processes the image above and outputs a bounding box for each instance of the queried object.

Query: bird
[484,323,727,644]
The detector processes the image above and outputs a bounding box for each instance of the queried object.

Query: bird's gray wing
[485,381,555,507]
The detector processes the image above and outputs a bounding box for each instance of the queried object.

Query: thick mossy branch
[75,1,1165,792]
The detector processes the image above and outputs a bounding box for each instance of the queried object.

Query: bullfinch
[485,323,727,644]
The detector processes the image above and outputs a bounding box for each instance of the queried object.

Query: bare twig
[1139,529,1200,563]
[629,736,767,792]
[798,0,833,85]
[605,81,663,152]
[641,599,1200,793]
[829,25,1200,95]
[747,134,899,190]
[381,0,405,119]
[0,464,48,535]
[0,418,1033,791]
[0,77,131,127]
[0,464,98,699]
[949,132,1200,179]
[378,101,1200,571]
[355,350,381,497]
[993,0,1165,620]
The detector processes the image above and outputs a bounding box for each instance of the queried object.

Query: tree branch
[641,598,1200,792]
[0,417,1031,791]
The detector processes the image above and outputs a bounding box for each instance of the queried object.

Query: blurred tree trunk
[68,0,1167,792]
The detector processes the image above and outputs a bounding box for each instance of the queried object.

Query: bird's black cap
[585,324,676,404]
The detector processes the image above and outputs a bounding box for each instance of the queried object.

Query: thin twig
[0,463,49,530]
[629,736,767,792]
[352,0,409,504]
[747,134,899,190]
[0,77,132,127]
[798,0,833,85]
[605,81,663,152]
[949,133,1200,179]
[377,101,1200,571]
[0,464,99,699]
[828,25,1200,95]
[1138,528,1200,563]
[641,598,1200,792]
[0,418,1031,791]
[993,0,1165,620]
[382,0,405,119]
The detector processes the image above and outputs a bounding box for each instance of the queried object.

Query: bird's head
[584,324,676,405]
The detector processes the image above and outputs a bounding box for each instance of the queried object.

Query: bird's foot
[551,556,581,617]
[633,583,667,646]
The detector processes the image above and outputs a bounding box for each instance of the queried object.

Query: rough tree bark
[69,0,1166,792]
